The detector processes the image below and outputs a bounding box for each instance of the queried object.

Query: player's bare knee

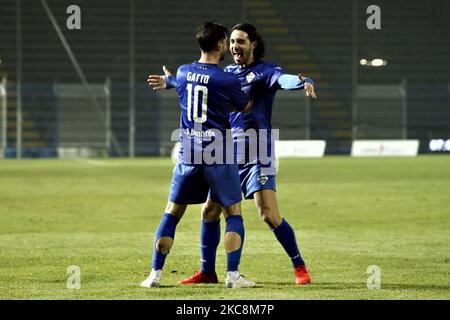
[165,202,186,220]
[262,215,277,229]
[222,203,241,217]
[259,208,281,229]
[202,204,221,222]
[224,231,242,253]
[155,236,174,254]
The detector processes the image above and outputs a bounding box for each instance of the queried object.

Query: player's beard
[220,50,225,61]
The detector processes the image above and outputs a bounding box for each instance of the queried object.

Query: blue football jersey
[224,61,284,165]
[176,62,250,164]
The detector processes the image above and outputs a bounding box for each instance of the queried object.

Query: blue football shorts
[168,163,242,207]
[238,163,276,199]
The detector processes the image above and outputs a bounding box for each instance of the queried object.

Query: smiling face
[229,30,257,67]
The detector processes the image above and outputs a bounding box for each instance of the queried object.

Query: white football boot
[225,271,255,288]
[140,269,162,288]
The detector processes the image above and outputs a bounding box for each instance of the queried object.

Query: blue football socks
[151,213,179,270]
[200,219,221,273]
[272,218,305,267]
[225,215,245,272]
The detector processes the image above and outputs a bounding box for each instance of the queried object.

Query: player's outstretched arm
[147,65,173,90]
[277,73,317,99]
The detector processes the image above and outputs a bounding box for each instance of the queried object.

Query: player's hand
[147,65,172,90]
[299,74,317,99]
[304,82,316,99]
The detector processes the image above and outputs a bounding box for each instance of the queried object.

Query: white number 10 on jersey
[186,84,208,123]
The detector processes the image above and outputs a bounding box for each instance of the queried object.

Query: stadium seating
[0,0,448,156]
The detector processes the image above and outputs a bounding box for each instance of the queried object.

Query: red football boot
[294,265,311,285]
[178,271,219,284]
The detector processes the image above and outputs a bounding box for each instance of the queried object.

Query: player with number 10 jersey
[175,62,248,167]
[141,22,255,289]
[170,60,251,206]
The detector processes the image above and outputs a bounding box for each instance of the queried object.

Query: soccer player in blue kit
[148,23,317,285]
[141,22,255,288]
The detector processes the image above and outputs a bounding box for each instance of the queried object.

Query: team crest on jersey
[257,174,268,185]
[246,72,256,83]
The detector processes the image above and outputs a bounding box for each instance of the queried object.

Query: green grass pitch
[0,156,449,299]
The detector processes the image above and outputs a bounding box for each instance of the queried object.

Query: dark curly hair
[231,23,265,61]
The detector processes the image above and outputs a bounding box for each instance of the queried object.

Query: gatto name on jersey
[186,72,210,84]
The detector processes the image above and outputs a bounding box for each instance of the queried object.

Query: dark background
[0,0,449,157]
